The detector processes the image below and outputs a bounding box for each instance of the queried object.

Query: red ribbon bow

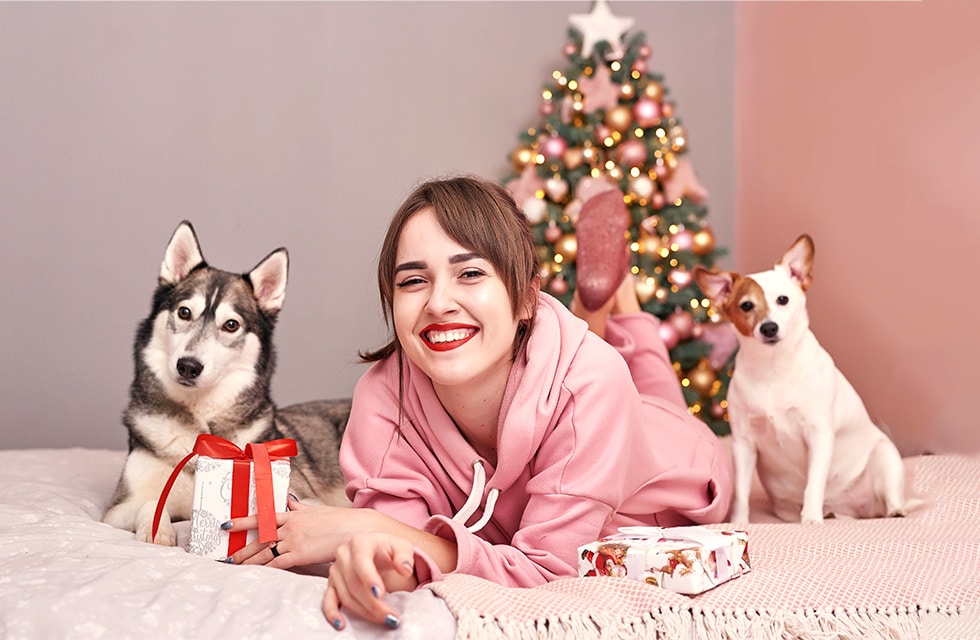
[151,434,297,554]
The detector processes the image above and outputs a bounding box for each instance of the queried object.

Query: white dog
[694,235,907,524]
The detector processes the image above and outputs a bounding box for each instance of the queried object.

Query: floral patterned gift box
[578,526,750,595]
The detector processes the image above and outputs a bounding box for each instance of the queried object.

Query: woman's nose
[425,279,458,315]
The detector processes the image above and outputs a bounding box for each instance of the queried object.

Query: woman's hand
[322,532,419,631]
[223,495,377,568]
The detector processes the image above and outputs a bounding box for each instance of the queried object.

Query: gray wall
[0,1,734,450]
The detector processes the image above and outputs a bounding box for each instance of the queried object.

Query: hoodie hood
[398,292,591,531]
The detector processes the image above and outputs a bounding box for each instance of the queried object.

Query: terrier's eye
[222,319,240,333]
[177,306,192,320]
[777,295,789,306]
[739,301,754,312]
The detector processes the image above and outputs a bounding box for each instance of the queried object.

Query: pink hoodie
[340,293,732,588]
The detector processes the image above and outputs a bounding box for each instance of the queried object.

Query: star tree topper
[569,0,635,60]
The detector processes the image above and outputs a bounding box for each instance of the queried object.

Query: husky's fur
[103,221,350,545]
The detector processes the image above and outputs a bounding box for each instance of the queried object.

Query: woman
[226,175,732,630]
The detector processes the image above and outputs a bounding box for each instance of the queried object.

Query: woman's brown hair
[360,174,540,363]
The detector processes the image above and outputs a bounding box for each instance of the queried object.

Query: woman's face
[392,208,525,397]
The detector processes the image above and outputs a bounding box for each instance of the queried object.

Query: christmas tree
[503,0,736,435]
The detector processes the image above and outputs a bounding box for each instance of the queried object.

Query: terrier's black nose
[176,357,203,379]
[760,322,779,339]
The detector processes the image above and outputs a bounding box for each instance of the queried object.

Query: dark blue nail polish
[332,618,343,630]
[288,492,299,502]
[220,521,233,530]
[384,614,400,629]
[371,585,381,598]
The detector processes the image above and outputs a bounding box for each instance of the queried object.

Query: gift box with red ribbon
[152,434,296,560]
[578,526,750,595]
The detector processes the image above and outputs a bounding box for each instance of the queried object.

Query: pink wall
[735,1,980,455]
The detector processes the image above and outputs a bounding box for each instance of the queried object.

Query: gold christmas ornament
[635,276,658,304]
[692,228,716,255]
[639,234,662,255]
[620,84,635,101]
[644,81,664,101]
[688,359,717,396]
[563,147,585,170]
[510,147,534,171]
[605,105,633,133]
[554,233,578,262]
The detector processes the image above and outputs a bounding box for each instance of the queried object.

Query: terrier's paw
[800,506,825,524]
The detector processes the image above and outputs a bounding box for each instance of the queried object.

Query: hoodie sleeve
[340,360,446,530]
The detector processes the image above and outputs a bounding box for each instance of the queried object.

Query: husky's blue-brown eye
[222,319,240,332]
[739,301,754,312]
[177,306,192,320]
[777,295,789,305]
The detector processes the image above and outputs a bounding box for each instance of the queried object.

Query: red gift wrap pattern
[152,434,296,560]
[578,526,750,595]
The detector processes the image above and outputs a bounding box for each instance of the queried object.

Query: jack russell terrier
[694,235,907,524]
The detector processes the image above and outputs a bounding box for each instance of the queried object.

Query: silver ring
[270,542,281,558]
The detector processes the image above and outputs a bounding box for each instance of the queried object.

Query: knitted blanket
[426,454,980,639]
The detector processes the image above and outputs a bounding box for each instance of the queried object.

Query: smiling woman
[221,175,733,631]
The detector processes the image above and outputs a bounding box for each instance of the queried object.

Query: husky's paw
[134,503,177,546]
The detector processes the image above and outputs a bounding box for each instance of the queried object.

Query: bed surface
[0,448,455,639]
[2,448,978,639]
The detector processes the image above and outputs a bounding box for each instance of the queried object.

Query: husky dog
[103,221,351,545]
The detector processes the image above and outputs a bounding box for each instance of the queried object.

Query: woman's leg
[573,276,687,410]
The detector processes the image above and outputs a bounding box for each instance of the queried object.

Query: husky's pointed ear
[693,265,735,307]
[778,234,815,291]
[248,248,289,312]
[160,221,205,285]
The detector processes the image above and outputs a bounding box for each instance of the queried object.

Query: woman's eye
[460,268,487,280]
[395,276,425,289]
[776,295,789,306]
[222,319,240,332]
[739,301,755,312]
[177,306,192,320]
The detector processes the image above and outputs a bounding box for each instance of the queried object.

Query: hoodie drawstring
[452,459,500,533]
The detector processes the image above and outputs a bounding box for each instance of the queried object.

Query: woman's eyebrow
[449,252,482,264]
[394,260,426,274]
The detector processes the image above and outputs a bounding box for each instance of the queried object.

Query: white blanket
[0,448,455,639]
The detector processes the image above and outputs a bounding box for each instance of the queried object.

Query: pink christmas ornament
[669,310,695,340]
[576,63,620,114]
[544,177,569,202]
[544,223,563,244]
[671,229,695,251]
[539,101,555,116]
[658,321,679,351]
[632,59,648,75]
[633,98,661,128]
[541,135,568,160]
[668,269,693,288]
[548,276,569,296]
[618,139,647,167]
[651,192,666,210]
[639,44,652,60]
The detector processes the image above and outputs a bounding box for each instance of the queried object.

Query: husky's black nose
[760,322,779,339]
[176,357,203,380]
